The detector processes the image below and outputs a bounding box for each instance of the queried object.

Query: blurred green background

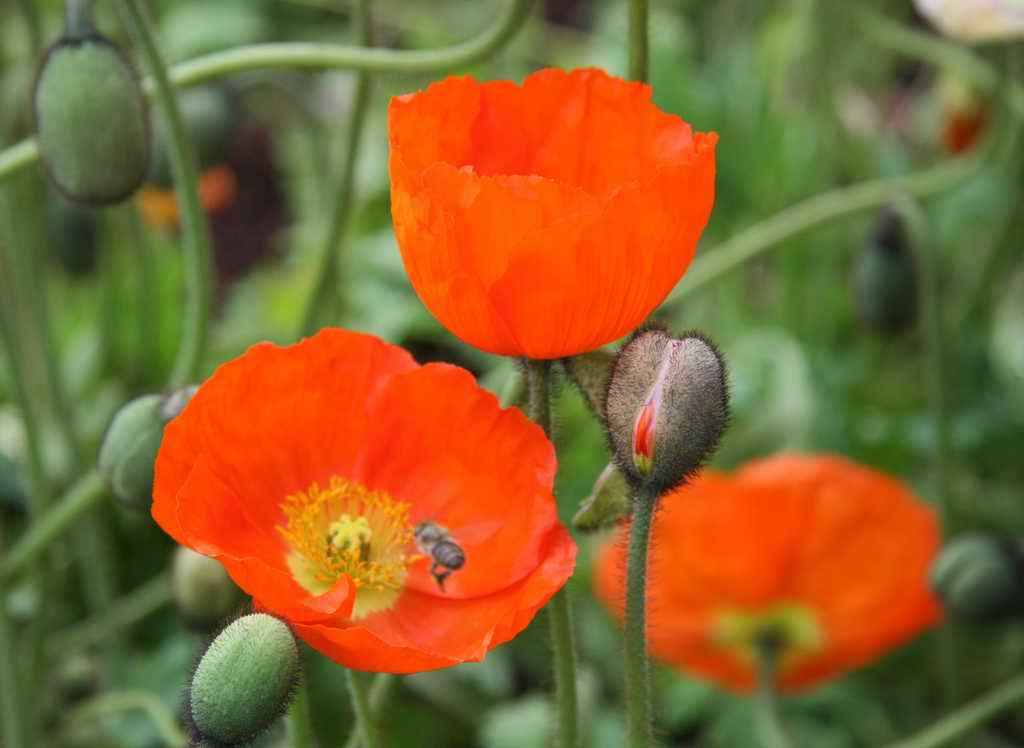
[1,0,1023,746]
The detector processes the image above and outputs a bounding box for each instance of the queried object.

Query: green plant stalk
[64,0,96,37]
[754,644,793,748]
[629,0,648,83]
[525,359,580,748]
[665,149,986,308]
[117,0,213,388]
[125,205,161,384]
[299,0,374,336]
[51,573,170,655]
[16,0,42,56]
[0,470,107,582]
[0,568,26,748]
[624,487,656,748]
[0,0,535,184]
[64,690,186,748]
[886,673,1024,748]
[346,670,381,748]
[286,675,316,748]
[344,674,397,748]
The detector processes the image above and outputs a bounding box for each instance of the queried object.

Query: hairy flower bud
[172,547,240,630]
[34,33,150,205]
[188,614,300,746]
[562,348,616,419]
[930,534,1024,620]
[606,328,728,495]
[853,208,918,336]
[99,387,196,510]
[573,463,631,532]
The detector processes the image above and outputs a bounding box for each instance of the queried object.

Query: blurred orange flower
[153,329,575,673]
[137,164,238,231]
[388,67,717,359]
[594,454,942,692]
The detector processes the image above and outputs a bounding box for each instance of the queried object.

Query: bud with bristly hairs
[172,547,241,632]
[931,533,1024,621]
[187,614,300,746]
[605,327,729,497]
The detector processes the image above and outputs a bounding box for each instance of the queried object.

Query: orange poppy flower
[152,329,576,673]
[137,164,238,231]
[388,67,718,359]
[594,454,941,692]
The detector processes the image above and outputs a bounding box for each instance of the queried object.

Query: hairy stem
[624,487,656,748]
[629,0,649,83]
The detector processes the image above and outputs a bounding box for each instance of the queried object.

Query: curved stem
[0,0,535,184]
[346,669,381,748]
[64,0,96,38]
[629,0,648,83]
[343,674,397,748]
[0,470,107,582]
[754,643,794,748]
[665,150,986,308]
[64,690,186,748]
[300,0,374,336]
[117,0,213,388]
[624,487,656,748]
[885,673,1024,748]
[287,675,316,748]
[525,359,580,748]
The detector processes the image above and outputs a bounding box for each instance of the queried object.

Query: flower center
[277,476,418,619]
[712,602,824,673]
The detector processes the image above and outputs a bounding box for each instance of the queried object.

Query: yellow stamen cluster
[278,476,417,618]
[713,602,824,671]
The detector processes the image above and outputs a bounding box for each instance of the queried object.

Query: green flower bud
[34,34,150,205]
[562,348,615,420]
[931,534,1024,620]
[172,547,240,630]
[853,208,918,335]
[572,463,631,532]
[606,328,729,495]
[98,387,196,510]
[189,614,300,746]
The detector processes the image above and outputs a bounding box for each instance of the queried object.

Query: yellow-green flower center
[277,476,418,619]
[713,602,824,672]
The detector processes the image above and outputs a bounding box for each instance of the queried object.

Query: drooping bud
[930,534,1024,621]
[188,614,300,746]
[606,328,728,495]
[562,348,616,419]
[172,547,241,630]
[98,387,197,510]
[853,208,918,336]
[34,33,150,205]
[572,463,631,532]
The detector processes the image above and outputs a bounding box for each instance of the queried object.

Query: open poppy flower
[595,454,941,692]
[388,67,717,359]
[153,329,576,673]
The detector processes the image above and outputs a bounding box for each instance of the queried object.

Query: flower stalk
[754,640,794,748]
[629,0,648,83]
[346,670,382,748]
[525,359,580,748]
[623,486,656,748]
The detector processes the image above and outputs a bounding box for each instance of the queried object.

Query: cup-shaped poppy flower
[152,329,576,673]
[595,454,941,692]
[388,67,717,359]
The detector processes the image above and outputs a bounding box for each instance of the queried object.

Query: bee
[414,521,465,592]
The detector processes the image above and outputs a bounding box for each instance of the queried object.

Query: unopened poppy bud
[34,33,150,205]
[930,534,1024,620]
[562,348,615,419]
[188,614,300,746]
[853,208,918,336]
[573,463,631,532]
[98,387,196,510]
[606,329,728,495]
[172,547,240,630]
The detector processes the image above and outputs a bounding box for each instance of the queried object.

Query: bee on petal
[414,521,465,592]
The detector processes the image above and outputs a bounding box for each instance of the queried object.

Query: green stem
[628,0,648,83]
[126,204,161,384]
[64,690,186,748]
[885,673,1024,748]
[0,574,26,748]
[287,676,316,748]
[624,487,656,748]
[299,0,374,336]
[16,0,43,56]
[117,0,213,387]
[665,150,986,308]
[525,359,580,748]
[0,0,535,184]
[51,573,170,655]
[64,0,96,38]
[344,674,396,748]
[0,470,107,582]
[346,669,382,748]
[754,643,794,748]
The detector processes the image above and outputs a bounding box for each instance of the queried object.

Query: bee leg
[430,562,450,592]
